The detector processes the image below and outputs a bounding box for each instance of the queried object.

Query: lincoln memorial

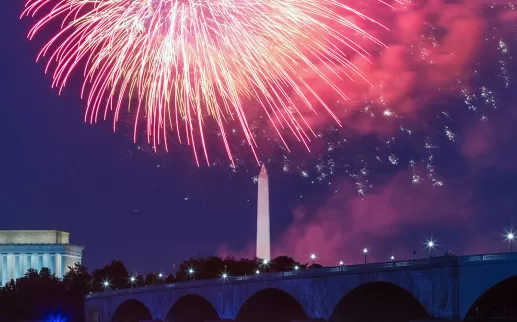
[0,230,83,286]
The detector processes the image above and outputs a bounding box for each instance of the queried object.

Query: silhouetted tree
[63,263,92,322]
[64,263,91,293]
[92,260,130,291]
[14,267,65,321]
[144,272,167,285]
[145,273,157,285]
[177,256,227,280]
[270,256,301,272]
[165,273,176,283]
[134,274,145,287]
[236,257,260,275]
[0,255,311,322]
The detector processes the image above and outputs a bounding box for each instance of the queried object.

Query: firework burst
[22,0,387,166]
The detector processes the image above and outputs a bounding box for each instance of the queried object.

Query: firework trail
[22,0,388,166]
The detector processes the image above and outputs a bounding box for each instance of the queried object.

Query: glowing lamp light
[256,270,260,274]
[188,268,194,274]
[339,261,344,265]
[294,265,299,270]
[130,276,135,282]
[363,248,368,253]
[158,273,163,278]
[103,281,109,287]
[507,231,515,252]
[310,253,316,260]
[391,255,395,261]
[45,314,67,322]
[222,273,228,279]
[426,238,436,257]
[262,259,268,265]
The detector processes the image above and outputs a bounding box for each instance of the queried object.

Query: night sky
[1,0,517,276]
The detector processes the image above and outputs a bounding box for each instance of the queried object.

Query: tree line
[0,255,321,322]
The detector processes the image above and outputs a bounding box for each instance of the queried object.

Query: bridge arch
[459,259,517,320]
[235,288,308,322]
[328,281,429,322]
[463,275,517,321]
[165,294,220,322]
[111,299,153,322]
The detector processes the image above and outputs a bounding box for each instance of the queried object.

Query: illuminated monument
[0,230,83,286]
[256,164,271,261]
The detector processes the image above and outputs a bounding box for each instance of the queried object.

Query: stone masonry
[85,252,517,322]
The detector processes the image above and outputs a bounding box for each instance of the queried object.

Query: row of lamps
[102,231,516,289]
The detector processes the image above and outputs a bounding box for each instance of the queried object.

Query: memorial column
[55,253,62,278]
[43,252,50,271]
[31,254,37,271]
[6,253,14,283]
[0,254,5,286]
[19,253,26,277]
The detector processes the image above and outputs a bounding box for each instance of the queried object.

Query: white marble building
[0,230,83,286]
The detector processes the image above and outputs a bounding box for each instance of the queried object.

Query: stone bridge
[85,252,517,322]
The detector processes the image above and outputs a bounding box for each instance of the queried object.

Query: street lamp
[158,273,163,278]
[506,232,515,252]
[339,260,344,265]
[363,248,368,264]
[426,239,436,257]
[310,253,316,262]
[391,255,395,262]
[188,268,195,280]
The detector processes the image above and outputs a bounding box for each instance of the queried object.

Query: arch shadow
[112,299,153,322]
[235,288,307,322]
[464,275,517,321]
[329,281,429,322]
[165,294,219,322]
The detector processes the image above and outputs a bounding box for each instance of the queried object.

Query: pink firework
[22,0,387,166]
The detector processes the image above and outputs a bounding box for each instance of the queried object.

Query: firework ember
[22,0,387,166]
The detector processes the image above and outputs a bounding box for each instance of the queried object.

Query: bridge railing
[459,252,517,263]
[86,251,517,299]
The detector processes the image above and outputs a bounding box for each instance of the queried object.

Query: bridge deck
[87,252,517,299]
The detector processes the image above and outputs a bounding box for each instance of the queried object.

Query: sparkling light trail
[22,0,387,166]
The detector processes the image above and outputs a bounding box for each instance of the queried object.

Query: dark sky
[1,0,517,275]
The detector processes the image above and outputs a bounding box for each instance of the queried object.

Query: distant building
[0,230,83,286]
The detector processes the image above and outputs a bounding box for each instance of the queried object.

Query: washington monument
[256,164,271,261]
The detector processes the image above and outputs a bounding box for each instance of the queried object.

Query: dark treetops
[0,255,321,322]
